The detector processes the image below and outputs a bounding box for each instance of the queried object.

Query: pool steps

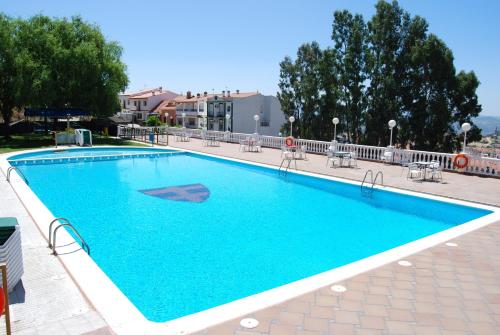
[9,151,185,166]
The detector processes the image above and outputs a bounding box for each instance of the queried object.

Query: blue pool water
[11,148,492,322]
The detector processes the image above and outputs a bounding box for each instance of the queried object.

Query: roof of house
[174,91,259,103]
[151,100,177,114]
[121,87,178,100]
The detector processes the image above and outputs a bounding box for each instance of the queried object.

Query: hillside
[474,115,500,135]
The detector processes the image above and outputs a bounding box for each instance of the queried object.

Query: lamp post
[461,122,471,153]
[332,117,339,142]
[388,119,396,147]
[289,116,295,137]
[181,112,186,128]
[253,114,260,134]
[225,113,231,132]
[66,113,70,131]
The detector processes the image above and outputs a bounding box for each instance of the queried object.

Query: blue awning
[24,108,90,118]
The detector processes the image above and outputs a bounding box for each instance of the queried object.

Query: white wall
[232,94,285,136]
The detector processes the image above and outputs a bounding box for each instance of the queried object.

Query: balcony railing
[117,125,500,177]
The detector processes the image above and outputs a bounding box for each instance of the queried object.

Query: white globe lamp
[388,119,396,147]
[289,116,295,137]
[332,117,339,142]
[461,122,471,152]
[253,114,260,134]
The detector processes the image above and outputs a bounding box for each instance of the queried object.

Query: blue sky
[1,0,499,116]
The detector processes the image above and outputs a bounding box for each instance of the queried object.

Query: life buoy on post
[285,136,294,147]
[453,153,469,169]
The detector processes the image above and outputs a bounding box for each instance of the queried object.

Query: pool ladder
[48,218,90,255]
[361,170,383,197]
[6,166,29,185]
[278,154,297,175]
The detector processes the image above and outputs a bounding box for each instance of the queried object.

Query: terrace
[1,131,499,334]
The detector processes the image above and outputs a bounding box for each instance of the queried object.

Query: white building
[174,90,285,136]
[118,87,178,123]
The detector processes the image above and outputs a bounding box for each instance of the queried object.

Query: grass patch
[0,133,148,154]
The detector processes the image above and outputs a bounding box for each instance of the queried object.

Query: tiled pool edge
[2,146,500,335]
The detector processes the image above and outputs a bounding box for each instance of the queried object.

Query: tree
[276,0,482,152]
[277,56,298,135]
[332,10,368,143]
[0,15,29,139]
[1,15,128,138]
[145,115,162,127]
[452,71,482,150]
[365,0,409,146]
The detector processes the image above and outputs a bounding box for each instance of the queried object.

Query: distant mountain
[474,115,500,135]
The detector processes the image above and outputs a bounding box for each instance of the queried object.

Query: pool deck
[1,140,500,334]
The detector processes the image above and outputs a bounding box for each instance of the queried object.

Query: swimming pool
[5,147,495,327]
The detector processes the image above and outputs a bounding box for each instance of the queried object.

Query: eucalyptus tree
[365,0,409,146]
[452,71,482,150]
[331,10,368,143]
[277,42,324,139]
[277,56,298,136]
[277,0,483,151]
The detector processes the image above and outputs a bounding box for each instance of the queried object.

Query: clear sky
[1,0,499,116]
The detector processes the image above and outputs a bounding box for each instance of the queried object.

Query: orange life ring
[453,153,469,169]
[285,136,294,147]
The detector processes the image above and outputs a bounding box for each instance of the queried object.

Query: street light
[332,117,339,142]
[225,113,231,132]
[66,113,70,131]
[461,122,471,153]
[181,112,186,128]
[253,114,260,134]
[388,119,397,147]
[289,116,295,137]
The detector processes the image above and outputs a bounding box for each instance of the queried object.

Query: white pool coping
[2,145,500,335]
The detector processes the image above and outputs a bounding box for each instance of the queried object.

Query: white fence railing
[117,125,500,177]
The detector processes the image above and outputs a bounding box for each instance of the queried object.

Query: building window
[188,118,195,126]
[134,101,137,106]
[136,113,142,120]
[227,105,231,112]
[143,101,146,106]
[127,100,130,105]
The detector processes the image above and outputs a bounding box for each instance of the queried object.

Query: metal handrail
[371,171,384,191]
[361,170,373,192]
[48,218,90,255]
[6,166,29,184]
[48,218,70,248]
